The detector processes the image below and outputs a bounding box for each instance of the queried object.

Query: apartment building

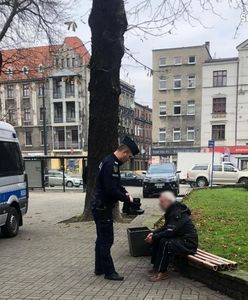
[152,42,211,163]
[134,102,152,170]
[119,80,135,142]
[0,37,90,157]
[201,38,248,169]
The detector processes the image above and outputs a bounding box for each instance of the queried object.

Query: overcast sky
[71,0,248,107]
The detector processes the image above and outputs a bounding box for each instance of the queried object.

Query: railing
[53,141,81,150]
[54,116,63,123]
[66,116,76,122]
[53,92,62,99]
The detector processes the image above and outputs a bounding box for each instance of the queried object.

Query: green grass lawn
[185,188,248,271]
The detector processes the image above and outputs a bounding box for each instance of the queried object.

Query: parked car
[0,122,29,237]
[142,163,180,198]
[120,171,143,186]
[187,163,248,187]
[46,170,81,187]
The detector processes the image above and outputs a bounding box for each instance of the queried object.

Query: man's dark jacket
[153,202,198,254]
[91,154,129,210]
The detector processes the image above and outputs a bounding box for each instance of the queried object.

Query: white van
[0,122,28,237]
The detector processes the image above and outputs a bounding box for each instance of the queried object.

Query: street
[0,188,230,300]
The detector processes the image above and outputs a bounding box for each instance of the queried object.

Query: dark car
[120,171,144,186]
[142,163,180,198]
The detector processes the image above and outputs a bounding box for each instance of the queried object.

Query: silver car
[47,170,81,187]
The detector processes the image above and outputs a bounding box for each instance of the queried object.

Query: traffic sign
[208,140,215,149]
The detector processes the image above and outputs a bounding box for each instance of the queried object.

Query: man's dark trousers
[92,209,116,275]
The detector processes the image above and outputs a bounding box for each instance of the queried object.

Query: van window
[192,165,208,170]
[0,141,23,177]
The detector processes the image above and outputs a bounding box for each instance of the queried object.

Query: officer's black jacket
[91,154,129,209]
[153,202,198,246]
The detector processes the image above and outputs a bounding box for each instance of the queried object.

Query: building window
[187,100,195,115]
[7,85,14,98]
[159,57,166,66]
[23,109,31,122]
[55,58,59,68]
[53,78,62,98]
[25,131,32,146]
[187,127,195,141]
[38,64,44,73]
[213,70,227,87]
[159,77,167,90]
[61,58,64,68]
[159,102,166,116]
[174,76,181,89]
[8,109,16,124]
[72,57,76,67]
[40,107,43,121]
[7,67,13,78]
[173,128,181,142]
[159,128,166,142]
[66,58,70,68]
[23,84,30,97]
[173,101,181,115]
[38,83,44,97]
[66,102,76,122]
[188,56,196,64]
[213,98,226,114]
[22,66,29,75]
[212,125,225,141]
[65,78,75,97]
[188,75,196,88]
[174,56,182,65]
[54,102,63,123]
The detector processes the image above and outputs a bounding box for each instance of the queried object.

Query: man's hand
[126,193,133,202]
[145,232,153,244]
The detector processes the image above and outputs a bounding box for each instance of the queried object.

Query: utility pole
[42,78,48,156]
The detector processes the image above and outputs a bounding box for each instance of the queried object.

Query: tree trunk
[82,0,127,221]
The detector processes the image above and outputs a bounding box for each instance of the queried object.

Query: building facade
[201,39,248,170]
[134,102,152,170]
[0,37,90,159]
[119,80,135,142]
[152,43,211,163]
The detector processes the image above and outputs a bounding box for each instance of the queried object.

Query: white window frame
[188,75,196,89]
[187,127,195,141]
[174,76,182,89]
[174,56,182,65]
[173,128,181,142]
[159,128,166,143]
[159,57,167,67]
[173,101,181,115]
[38,64,45,73]
[159,102,166,116]
[188,56,196,64]
[187,100,195,115]
[159,77,167,90]
[7,67,13,78]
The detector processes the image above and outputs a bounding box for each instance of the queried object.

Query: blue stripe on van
[0,189,27,204]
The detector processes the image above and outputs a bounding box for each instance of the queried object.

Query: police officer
[91,136,140,281]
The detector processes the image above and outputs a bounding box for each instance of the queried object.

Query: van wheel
[1,207,20,238]
[196,177,208,187]
[143,191,149,198]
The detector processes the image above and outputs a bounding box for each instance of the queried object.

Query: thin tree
[84,0,248,220]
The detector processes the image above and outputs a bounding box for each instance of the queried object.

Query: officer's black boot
[104,272,124,281]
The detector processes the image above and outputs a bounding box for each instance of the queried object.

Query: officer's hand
[126,193,133,202]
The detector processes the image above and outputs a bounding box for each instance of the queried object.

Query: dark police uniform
[151,202,198,273]
[91,137,140,277]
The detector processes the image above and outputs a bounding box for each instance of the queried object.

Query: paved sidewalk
[0,191,231,300]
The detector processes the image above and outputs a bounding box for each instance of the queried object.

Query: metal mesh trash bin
[127,227,152,257]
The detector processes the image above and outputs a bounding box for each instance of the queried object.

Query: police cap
[122,136,140,156]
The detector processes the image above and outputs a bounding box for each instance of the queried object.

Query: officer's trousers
[92,209,116,275]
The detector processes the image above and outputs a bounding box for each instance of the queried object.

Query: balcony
[53,141,81,150]
[54,116,63,123]
[53,91,62,99]
[66,116,76,123]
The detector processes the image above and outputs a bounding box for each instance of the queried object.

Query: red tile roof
[0,37,90,82]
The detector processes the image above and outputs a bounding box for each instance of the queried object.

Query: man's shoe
[104,273,124,281]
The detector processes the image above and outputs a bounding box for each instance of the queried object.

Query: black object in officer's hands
[123,198,145,215]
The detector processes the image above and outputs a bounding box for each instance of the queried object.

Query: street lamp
[41,68,48,156]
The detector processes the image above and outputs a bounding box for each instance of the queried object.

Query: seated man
[145,191,198,282]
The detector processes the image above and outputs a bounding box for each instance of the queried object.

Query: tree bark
[82,0,127,221]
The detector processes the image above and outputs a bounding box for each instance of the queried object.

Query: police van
[0,122,28,237]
